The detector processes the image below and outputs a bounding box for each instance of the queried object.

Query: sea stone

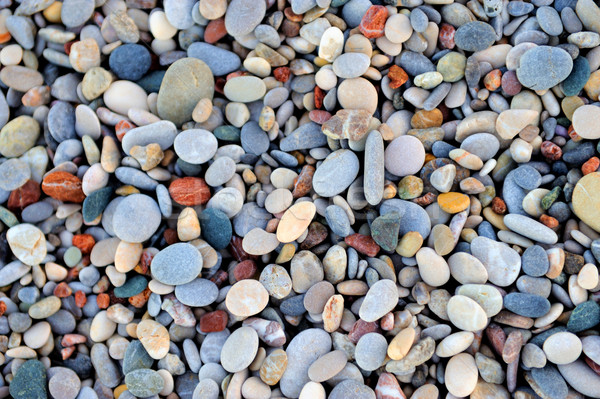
[157,58,214,126]
[516,46,573,90]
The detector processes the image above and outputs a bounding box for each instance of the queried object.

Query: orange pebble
[273,67,290,82]
[582,157,600,175]
[72,234,95,254]
[540,214,559,229]
[74,290,87,308]
[61,334,87,347]
[54,282,73,298]
[129,287,151,308]
[0,302,6,317]
[484,69,502,91]
[359,5,388,39]
[388,65,409,89]
[115,120,135,141]
[491,197,507,214]
[314,86,324,109]
[97,293,110,309]
[61,346,76,360]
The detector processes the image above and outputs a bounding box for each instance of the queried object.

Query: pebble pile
[0,0,600,398]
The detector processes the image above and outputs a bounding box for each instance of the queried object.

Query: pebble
[112,194,161,243]
[188,42,241,76]
[384,135,425,176]
[151,242,203,285]
[359,279,399,322]
[313,149,359,197]
[517,46,573,90]
[225,279,269,317]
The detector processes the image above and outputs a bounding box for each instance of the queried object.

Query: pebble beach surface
[1,0,600,398]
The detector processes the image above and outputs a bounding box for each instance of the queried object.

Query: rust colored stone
[96,293,110,309]
[0,302,6,317]
[314,86,324,109]
[7,180,41,211]
[582,156,600,175]
[61,334,87,347]
[292,165,315,198]
[233,259,257,281]
[115,119,136,141]
[359,5,388,39]
[585,356,600,376]
[349,319,380,343]
[204,18,227,44]
[438,23,455,49]
[61,346,76,360]
[273,67,290,82]
[72,234,95,254]
[169,177,211,206]
[540,214,558,229]
[199,310,228,333]
[74,290,87,308]
[388,65,409,89]
[54,282,73,298]
[484,69,502,91]
[283,7,302,22]
[491,197,507,214]
[540,141,562,160]
[280,19,300,37]
[164,228,179,245]
[129,287,151,308]
[345,233,380,257]
[42,171,86,203]
[493,310,534,329]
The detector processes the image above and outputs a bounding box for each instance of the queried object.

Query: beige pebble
[447,295,488,332]
[137,319,170,359]
[225,279,269,317]
[578,263,599,290]
[276,201,317,243]
[543,332,582,365]
[388,327,416,360]
[445,353,478,397]
[415,247,450,287]
[114,241,143,273]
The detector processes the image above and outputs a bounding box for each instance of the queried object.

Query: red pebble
[273,67,290,82]
[375,372,407,399]
[200,310,229,333]
[438,23,455,49]
[204,18,227,44]
[314,86,324,109]
[309,110,332,124]
[61,346,76,360]
[540,214,559,229]
[74,291,87,308]
[388,65,409,89]
[72,234,95,254]
[61,334,87,347]
[540,141,562,160]
[54,282,73,298]
[209,270,229,287]
[491,197,507,214]
[169,177,211,206]
[96,293,110,309]
[115,119,136,141]
[7,180,41,211]
[359,5,388,39]
[582,157,600,175]
[164,228,179,245]
[501,70,522,96]
[345,234,380,257]
[0,302,6,317]
[233,260,257,281]
[349,320,380,343]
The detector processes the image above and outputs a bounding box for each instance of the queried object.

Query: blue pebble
[109,44,151,81]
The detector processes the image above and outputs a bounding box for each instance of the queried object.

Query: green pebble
[114,275,148,298]
[9,360,47,399]
[199,208,233,250]
[214,125,241,142]
[541,186,561,210]
[64,246,82,267]
[125,368,164,397]
[370,212,401,252]
[82,187,113,223]
[0,206,18,227]
[567,301,600,333]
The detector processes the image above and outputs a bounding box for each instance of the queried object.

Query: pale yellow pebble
[577,263,599,290]
[177,207,201,241]
[396,231,423,257]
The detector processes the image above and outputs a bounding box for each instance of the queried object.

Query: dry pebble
[0,0,599,398]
